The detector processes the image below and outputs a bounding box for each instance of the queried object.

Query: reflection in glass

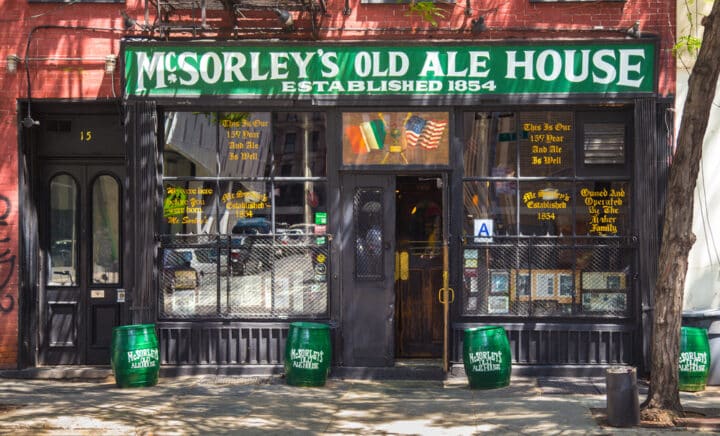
[219,112,272,177]
[48,174,78,286]
[464,112,517,177]
[92,176,121,284]
[218,181,271,234]
[463,181,516,237]
[162,181,218,235]
[159,110,329,319]
[164,111,219,177]
[274,182,327,231]
[273,112,327,177]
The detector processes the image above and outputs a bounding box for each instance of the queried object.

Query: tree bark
[644,0,720,413]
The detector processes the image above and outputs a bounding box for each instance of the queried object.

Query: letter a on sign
[474,219,493,243]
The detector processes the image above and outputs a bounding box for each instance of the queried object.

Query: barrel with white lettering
[285,322,331,387]
[679,326,710,392]
[111,324,160,388]
[463,326,511,389]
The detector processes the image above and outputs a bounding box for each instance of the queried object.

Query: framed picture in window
[490,270,510,294]
[533,271,556,299]
[582,272,627,290]
[557,270,577,304]
[582,291,627,313]
[488,295,510,313]
[510,269,531,301]
[466,296,478,312]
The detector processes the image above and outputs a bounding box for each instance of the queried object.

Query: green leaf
[406,1,447,27]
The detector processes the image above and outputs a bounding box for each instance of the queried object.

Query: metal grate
[462,237,633,317]
[159,234,328,319]
[453,323,635,366]
[354,188,384,280]
[584,123,626,165]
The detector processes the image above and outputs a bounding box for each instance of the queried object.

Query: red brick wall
[0,0,675,368]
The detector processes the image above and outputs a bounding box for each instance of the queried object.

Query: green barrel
[285,322,331,387]
[679,326,710,392]
[111,324,160,388]
[463,326,511,389]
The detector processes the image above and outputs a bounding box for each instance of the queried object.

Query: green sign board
[124,43,655,97]
[315,212,327,225]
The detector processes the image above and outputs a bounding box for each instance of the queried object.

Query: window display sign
[519,112,574,177]
[578,184,627,235]
[342,112,449,165]
[163,184,214,226]
[125,43,656,97]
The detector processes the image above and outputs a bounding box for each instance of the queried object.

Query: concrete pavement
[0,372,719,435]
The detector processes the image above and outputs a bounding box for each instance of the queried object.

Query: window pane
[342,111,449,165]
[219,112,272,177]
[164,111,219,177]
[519,181,573,236]
[463,181,517,237]
[160,242,215,318]
[274,182,327,229]
[272,112,327,177]
[92,175,121,284]
[162,181,218,234]
[218,181,271,234]
[464,112,517,177]
[519,112,574,177]
[48,174,78,286]
[576,182,630,236]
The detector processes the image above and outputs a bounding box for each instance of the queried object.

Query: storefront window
[342,111,449,166]
[159,111,328,319]
[462,110,633,318]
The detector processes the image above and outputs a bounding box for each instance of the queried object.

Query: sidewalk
[0,372,718,435]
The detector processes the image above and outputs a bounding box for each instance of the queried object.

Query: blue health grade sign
[124,42,656,97]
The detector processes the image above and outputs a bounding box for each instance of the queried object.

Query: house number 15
[80,130,93,141]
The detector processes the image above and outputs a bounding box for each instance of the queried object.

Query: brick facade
[0,0,675,368]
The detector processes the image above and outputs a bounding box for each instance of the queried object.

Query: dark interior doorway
[395,176,444,358]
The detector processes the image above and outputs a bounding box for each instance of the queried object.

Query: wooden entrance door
[38,163,126,365]
[395,176,444,358]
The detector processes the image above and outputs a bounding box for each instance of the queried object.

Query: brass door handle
[438,287,455,304]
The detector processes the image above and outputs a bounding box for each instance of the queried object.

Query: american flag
[405,116,447,149]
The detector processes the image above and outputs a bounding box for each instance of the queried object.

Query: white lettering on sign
[290,348,325,370]
[129,46,652,96]
[468,350,504,372]
[505,48,645,88]
[126,348,159,369]
[679,351,708,373]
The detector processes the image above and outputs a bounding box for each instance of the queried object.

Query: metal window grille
[158,234,329,319]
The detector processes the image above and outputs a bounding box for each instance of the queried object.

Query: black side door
[39,163,126,365]
[340,174,396,367]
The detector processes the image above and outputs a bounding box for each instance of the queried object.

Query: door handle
[438,287,455,304]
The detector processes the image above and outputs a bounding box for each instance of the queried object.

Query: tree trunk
[644,1,720,413]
